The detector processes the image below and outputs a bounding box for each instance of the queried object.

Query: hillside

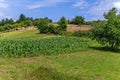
[0,29,56,40]
[0,29,120,80]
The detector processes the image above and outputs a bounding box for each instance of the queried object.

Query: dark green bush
[58,17,68,31]
[48,23,58,34]
[37,19,49,33]
[73,30,91,37]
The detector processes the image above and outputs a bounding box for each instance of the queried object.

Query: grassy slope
[0,30,56,40]
[0,30,120,80]
[0,50,120,80]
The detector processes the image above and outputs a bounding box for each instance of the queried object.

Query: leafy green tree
[0,18,14,26]
[44,17,52,23]
[25,19,33,27]
[4,24,13,30]
[19,14,27,22]
[37,18,49,33]
[0,19,5,26]
[91,8,120,49]
[34,18,42,26]
[71,16,84,25]
[8,18,14,24]
[58,16,68,31]
[12,23,21,28]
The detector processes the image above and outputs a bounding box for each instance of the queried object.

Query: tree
[37,18,50,33]
[0,19,5,26]
[44,17,52,23]
[0,18,14,26]
[58,16,68,31]
[71,16,84,25]
[9,18,14,24]
[91,8,120,49]
[18,14,27,22]
[25,19,33,27]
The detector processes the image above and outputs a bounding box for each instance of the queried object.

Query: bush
[37,19,49,33]
[13,22,27,28]
[60,32,73,36]
[73,30,91,37]
[58,17,68,31]
[0,24,13,32]
[0,26,5,31]
[71,16,85,25]
[48,23,58,34]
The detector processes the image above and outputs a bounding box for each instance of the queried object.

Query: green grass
[0,50,120,80]
[0,30,120,80]
[0,30,56,40]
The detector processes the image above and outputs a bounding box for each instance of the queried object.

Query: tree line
[0,14,86,32]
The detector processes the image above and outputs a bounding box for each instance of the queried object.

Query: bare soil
[67,25,91,32]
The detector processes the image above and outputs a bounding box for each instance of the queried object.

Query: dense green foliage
[0,18,14,26]
[36,17,68,34]
[86,20,106,27]
[0,14,34,32]
[0,37,90,57]
[91,8,120,49]
[58,17,68,31]
[70,16,85,25]
[73,30,91,37]
[0,14,87,34]
[36,18,59,34]
[36,18,50,33]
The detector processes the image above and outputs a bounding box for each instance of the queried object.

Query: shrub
[37,19,49,33]
[73,30,91,37]
[48,23,58,34]
[4,24,13,30]
[58,17,68,31]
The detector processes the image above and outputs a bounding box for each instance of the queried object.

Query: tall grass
[0,37,90,57]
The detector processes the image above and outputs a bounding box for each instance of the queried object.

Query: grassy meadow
[0,30,120,80]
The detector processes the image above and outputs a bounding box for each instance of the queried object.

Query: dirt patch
[67,25,91,32]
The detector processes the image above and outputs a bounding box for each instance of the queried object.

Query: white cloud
[0,0,9,8]
[113,2,120,9]
[73,0,88,9]
[0,0,5,2]
[27,0,68,9]
[0,12,4,17]
[0,12,6,18]
[0,12,11,19]
[5,16,12,19]
[0,3,9,8]
[86,0,120,20]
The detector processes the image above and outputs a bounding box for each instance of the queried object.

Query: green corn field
[0,37,90,57]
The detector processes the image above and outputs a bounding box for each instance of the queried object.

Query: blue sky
[0,0,120,21]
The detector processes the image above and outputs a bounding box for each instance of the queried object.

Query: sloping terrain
[0,29,120,80]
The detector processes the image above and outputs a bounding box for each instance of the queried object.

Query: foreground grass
[0,50,120,80]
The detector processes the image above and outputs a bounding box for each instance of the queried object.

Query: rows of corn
[0,37,90,57]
